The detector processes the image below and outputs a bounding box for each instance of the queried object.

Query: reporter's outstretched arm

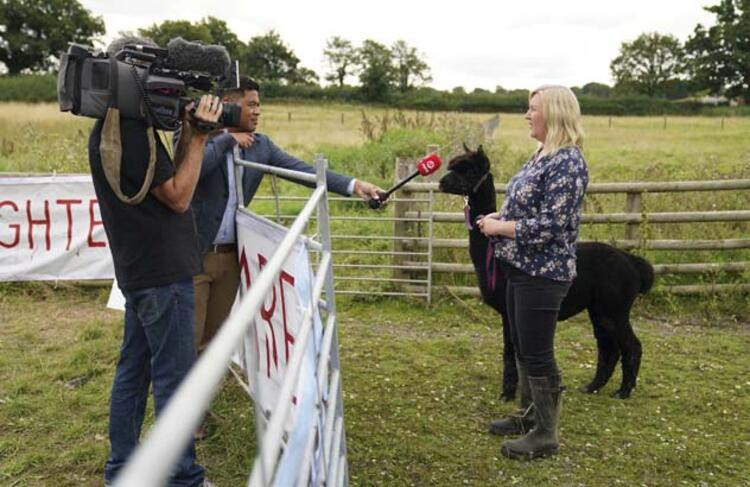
[265,137,383,200]
[152,95,222,213]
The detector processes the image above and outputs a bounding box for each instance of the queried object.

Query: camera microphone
[368,153,442,209]
[166,37,231,77]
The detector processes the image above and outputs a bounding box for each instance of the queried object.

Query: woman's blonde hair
[531,85,584,157]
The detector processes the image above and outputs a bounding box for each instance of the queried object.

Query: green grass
[1,284,749,485]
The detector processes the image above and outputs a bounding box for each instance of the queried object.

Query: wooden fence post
[288,112,292,122]
[393,157,415,282]
[625,191,642,243]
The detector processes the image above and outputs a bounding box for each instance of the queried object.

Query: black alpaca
[438,145,654,399]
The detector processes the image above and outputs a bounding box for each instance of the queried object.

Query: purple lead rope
[485,237,499,292]
[465,207,501,293]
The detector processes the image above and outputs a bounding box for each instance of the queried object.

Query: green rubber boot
[489,359,535,435]
[500,374,563,460]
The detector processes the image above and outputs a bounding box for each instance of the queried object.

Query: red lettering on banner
[88,199,106,247]
[26,199,51,250]
[239,247,251,290]
[279,270,296,361]
[0,201,20,248]
[238,246,261,366]
[239,244,299,405]
[258,253,279,378]
[56,199,82,251]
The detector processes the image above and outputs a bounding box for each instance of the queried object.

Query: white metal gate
[114,153,348,486]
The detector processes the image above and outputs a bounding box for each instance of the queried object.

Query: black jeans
[503,264,571,377]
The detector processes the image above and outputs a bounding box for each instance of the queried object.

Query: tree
[291,67,319,86]
[241,30,316,84]
[610,32,684,97]
[356,39,394,101]
[391,40,431,92]
[685,0,750,100]
[323,36,357,87]
[139,20,212,47]
[0,0,105,75]
[139,17,244,60]
[580,82,612,98]
[200,17,245,61]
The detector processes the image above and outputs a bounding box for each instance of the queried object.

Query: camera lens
[221,102,242,128]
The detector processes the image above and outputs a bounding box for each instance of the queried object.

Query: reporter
[476,85,588,460]
[178,76,382,359]
[89,40,221,484]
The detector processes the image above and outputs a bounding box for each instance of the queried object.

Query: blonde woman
[476,85,588,459]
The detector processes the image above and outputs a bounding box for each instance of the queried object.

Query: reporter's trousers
[193,247,240,355]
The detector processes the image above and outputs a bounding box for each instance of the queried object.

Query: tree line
[609,0,750,102]
[0,0,748,105]
[0,1,430,103]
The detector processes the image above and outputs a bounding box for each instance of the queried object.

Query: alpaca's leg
[611,314,642,399]
[582,312,621,394]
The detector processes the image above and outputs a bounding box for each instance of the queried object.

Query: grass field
[1,102,750,485]
[1,285,749,486]
[2,102,749,179]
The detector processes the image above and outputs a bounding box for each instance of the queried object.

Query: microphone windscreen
[416,153,442,176]
[166,37,231,77]
[107,35,158,56]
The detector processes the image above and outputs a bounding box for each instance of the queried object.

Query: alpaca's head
[438,144,491,195]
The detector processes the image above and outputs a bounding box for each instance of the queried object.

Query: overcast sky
[81,0,716,91]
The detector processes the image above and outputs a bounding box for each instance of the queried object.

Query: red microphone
[368,153,442,209]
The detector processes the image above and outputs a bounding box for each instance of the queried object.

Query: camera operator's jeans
[503,264,571,377]
[104,278,204,486]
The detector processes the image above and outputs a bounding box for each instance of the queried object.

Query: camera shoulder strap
[99,57,156,205]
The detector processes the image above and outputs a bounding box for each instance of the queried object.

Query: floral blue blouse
[494,145,588,282]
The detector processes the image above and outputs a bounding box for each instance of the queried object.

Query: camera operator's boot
[500,374,563,460]
[489,359,535,435]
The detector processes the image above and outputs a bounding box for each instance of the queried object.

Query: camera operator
[90,37,222,486]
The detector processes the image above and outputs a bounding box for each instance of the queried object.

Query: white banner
[0,175,113,281]
[235,210,323,486]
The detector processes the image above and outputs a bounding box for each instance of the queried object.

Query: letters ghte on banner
[0,197,105,251]
[0,176,114,281]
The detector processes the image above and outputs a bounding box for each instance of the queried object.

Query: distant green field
[1,101,749,303]
[2,102,749,180]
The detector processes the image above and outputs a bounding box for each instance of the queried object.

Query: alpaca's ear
[463,142,470,152]
[477,144,485,154]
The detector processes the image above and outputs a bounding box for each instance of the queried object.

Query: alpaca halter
[471,171,491,194]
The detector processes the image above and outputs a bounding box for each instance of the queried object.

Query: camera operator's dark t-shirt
[88,118,202,290]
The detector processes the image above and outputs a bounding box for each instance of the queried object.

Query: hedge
[0,74,740,116]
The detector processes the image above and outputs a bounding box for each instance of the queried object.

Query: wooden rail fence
[258,150,749,303]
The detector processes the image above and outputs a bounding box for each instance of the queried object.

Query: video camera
[57,37,242,131]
